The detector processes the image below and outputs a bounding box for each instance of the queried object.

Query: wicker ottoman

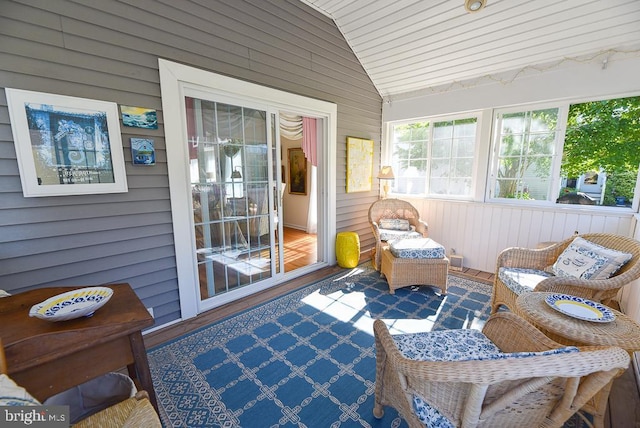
[380,243,449,295]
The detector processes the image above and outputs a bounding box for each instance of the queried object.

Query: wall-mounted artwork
[5,88,128,197]
[131,138,156,165]
[121,105,158,129]
[346,136,374,193]
[288,148,307,195]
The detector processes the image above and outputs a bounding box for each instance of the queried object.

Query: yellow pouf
[336,232,360,268]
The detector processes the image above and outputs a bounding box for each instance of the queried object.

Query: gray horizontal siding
[0,0,381,328]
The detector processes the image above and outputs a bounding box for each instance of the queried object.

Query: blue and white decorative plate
[545,293,615,323]
[29,286,113,322]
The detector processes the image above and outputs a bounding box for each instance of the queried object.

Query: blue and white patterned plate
[545,293,615,323]
[29,286,113,322]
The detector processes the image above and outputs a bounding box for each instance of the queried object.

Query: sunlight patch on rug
[148,264,492,427]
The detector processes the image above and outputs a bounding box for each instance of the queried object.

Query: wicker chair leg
[373,403,384,419]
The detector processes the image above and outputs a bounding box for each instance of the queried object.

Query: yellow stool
[336,232,360,268]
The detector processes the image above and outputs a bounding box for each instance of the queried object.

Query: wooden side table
[0,283,157,412]
[515,292,640,428]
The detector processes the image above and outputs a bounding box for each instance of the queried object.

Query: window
[490,95,640,208]
[388,115,479,197]
[491,108,559,200]
[561,96,640,207]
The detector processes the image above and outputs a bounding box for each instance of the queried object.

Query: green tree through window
[563,96,640,206]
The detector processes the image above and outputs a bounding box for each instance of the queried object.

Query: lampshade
[230,169,242,179]
[377,166,395,180]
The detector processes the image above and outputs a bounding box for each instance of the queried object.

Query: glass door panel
[186,97,275,301]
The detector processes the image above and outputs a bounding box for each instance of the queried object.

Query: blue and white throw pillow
[550,237,632,280]
[379,218,411,231]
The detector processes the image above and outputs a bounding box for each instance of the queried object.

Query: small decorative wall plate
[545,293,615,323]
[29,287,113,322]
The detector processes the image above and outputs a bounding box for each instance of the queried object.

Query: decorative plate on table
[544,293,615,323]
[29,286,113,322]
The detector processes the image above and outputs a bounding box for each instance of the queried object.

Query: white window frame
[487,101,566,206]
[487,96,640,212]
[384,111,484,201]
[159,59,338,320]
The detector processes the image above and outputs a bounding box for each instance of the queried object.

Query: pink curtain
[302,117,317,167]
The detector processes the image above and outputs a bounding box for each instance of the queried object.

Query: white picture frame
[5,88,128,197]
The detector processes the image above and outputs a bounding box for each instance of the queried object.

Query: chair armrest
[413,220,428,237]
[482,312,564,352]
[370,221,381,239]
[495,243,565,270]
[535,276,611,291]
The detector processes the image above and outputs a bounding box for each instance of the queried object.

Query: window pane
[430,159,450,178]
[499,134,524,156]
[453,158,473,176]
[390,117,477,197]
[431,139,451,157]
[392,122,429,195]
[529,132,555,155]
[494,109,558,200]
[559,96,640,207]
[454,137,475,157]
[431,118,477,196]
[433,121,453,139]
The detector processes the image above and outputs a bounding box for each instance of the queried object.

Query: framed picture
[120,105,158,129]
[288,148,307,195]
[6,88,128,197]
[346,136,374,193]
[131,138,156,165]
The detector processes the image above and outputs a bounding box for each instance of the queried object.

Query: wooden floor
[282,227,317,272]
[144,243,639,428]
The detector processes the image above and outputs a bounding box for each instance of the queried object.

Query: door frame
[159,59,337,320]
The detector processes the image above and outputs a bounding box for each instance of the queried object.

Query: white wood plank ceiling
[297,0,640,99]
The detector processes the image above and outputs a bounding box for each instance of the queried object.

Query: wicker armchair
[373,312,630,428]
[491,233,640,314]
[368,199,428,270]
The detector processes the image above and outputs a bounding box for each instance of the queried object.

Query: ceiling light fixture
[464,0,486,13]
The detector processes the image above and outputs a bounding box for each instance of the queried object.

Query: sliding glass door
[159,59,337,319]
[185,94,283,302]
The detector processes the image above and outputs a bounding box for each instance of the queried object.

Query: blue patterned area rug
[147,264,586,427]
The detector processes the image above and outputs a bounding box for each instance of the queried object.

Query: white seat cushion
[378,226,422,242]
[389,238,446,259]
[498,267,553,295]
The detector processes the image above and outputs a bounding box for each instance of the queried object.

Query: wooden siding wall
[0,0,382,327]
[405,198,637,274]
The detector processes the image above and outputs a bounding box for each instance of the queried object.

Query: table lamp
[377,166,394,199]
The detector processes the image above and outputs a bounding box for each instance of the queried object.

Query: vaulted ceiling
[297,0,640,99]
